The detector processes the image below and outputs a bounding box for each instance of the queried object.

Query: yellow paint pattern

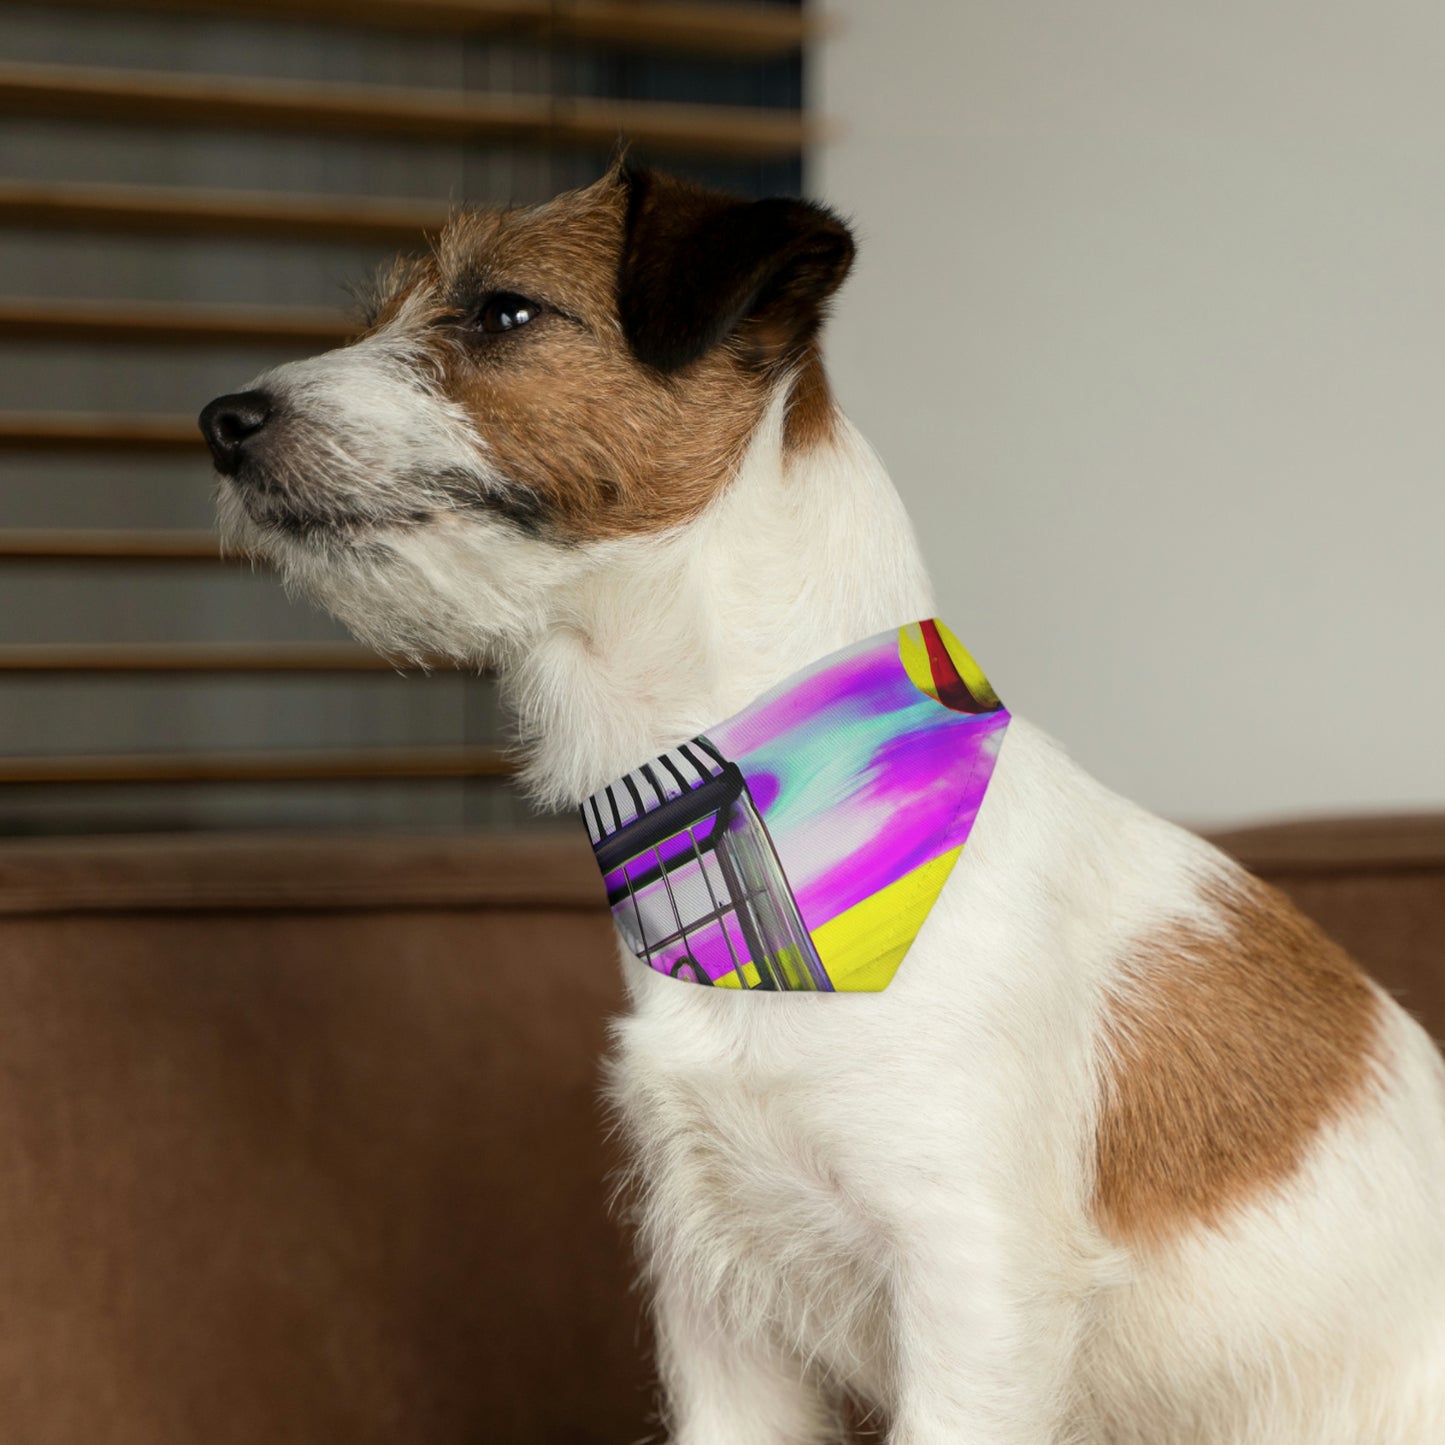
[811,845,964,991]
[899,620,1000,712]
[713,849,963,991]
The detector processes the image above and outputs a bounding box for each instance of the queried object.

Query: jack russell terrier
[200,164,1445,1444]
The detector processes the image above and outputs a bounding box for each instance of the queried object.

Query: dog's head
[200,166,854,662]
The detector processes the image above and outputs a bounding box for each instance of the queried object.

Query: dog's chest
[612,1000,893,1388]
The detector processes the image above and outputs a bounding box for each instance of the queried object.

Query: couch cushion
[0,831,651,1445]
[0,818,1438,1443]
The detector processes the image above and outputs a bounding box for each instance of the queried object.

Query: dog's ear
[618,167,855,375]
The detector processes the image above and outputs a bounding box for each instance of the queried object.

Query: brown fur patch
[369,175,770,541]
[1094,873,1382,1247]
[783,341,839,453]
[364,170,845,541]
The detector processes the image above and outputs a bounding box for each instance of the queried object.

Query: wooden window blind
[0,0,815,835]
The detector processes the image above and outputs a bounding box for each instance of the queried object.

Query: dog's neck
[505,390,937,809]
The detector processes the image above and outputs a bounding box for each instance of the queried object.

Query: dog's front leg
[654,1274,841,1445]
[884,1216,1088,1445]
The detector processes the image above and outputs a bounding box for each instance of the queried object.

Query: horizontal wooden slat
[0,297,353,348]
[0,412,201,452]
[0,643,418,673]
[0,530,227,561]
[23,0,815,59]
[0,180,449,245]
[0,61,817,161]
[0,832,602,916]
[0,746,512,784]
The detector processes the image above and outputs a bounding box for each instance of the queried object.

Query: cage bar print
[585,738,831,991]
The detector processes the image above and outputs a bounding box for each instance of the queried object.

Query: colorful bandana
[581,621,1009,992]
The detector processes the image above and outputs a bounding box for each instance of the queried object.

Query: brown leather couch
[0,819,1439,1443]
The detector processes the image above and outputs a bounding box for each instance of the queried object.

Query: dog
[200,164,1445,1443]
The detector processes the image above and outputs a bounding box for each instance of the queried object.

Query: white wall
[813,1,1445,827]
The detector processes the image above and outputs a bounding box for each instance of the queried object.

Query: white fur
[222,356,1445,1443]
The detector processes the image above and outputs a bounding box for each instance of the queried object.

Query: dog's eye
[474,292,542,335]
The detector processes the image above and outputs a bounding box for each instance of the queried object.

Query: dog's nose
[199,390,273,475]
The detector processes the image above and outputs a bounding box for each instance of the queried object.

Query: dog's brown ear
[618,167,855,375]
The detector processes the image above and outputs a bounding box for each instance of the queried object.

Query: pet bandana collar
[581,621,1009,992]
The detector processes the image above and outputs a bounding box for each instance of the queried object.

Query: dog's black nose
[199,390,273,475]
